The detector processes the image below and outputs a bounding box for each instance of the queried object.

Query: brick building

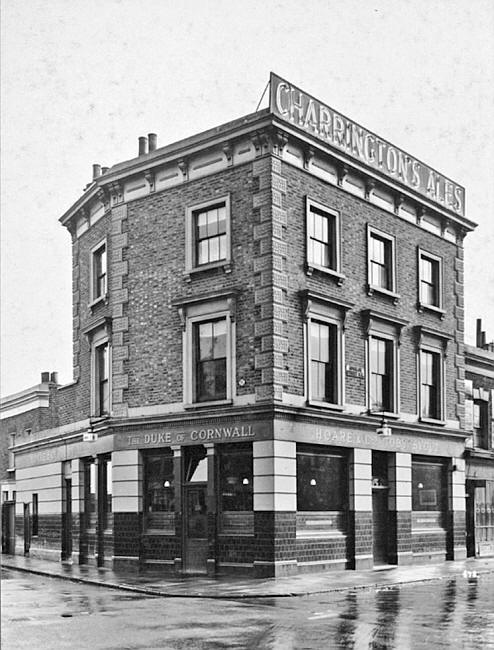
[465,320,494,557]
[1,74,477,575]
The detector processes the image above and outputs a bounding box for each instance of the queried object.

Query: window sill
[417,302,446,319]
[306,264,345,285]
[367,285,400,304]
[307,400,344,411]
[368,410,400,420]
[89,295,108,310]
[419,417,446,426]
[184,399,233,410]
[184,260,232,282]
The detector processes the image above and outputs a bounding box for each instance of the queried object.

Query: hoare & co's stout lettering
[270,73,465,216]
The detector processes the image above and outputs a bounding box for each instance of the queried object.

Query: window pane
[198,322,213,360]
[197,240,209,265]
[219,445,253,511]
[297,449,347,511]
[412,461,445,511]
[370,338,392,411]
[209,236,219,261]
[144,453,174,512]
[213,319,227,358]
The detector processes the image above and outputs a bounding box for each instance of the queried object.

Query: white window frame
[364,311,406,417]
[90,238,108,306]
[367,225,399,302]
[305,197,344,282]
[417,337,446,425]
[185,195,231,278]
[178,294,236,408]
[304,293,350,410]
[91,328,111,418]
[417,247,445,317]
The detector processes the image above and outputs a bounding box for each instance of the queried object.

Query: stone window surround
[184,194,232,280]
[174,290,238,409]
[366,224,400,303]
[305,196,344,284]
[417,246,445,318]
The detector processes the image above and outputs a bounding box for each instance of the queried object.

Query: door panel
[372,489,388,564]
[184,484,208,573]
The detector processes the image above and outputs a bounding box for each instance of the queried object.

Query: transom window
[310,320,338,403]
[91,241,107,302]
[369,336,394,412]
[420,350,441,419]
[418,249,442,310]
[195,204,227,266]
[194,318,227,402]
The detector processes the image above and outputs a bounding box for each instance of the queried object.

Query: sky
[1,0,493,397]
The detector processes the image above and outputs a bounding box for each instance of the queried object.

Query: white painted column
[388,452,412,564]
[112,449,142,513]
[349,448,372,569]
[449,456,466,560]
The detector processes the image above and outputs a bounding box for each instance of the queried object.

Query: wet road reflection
[2,569,494,649]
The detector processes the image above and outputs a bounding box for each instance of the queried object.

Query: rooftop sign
[270,73,465,217]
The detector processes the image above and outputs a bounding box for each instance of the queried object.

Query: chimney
[138,136,148,156]
[101,166,109,175]
[50,372,59,384]
[148,133,157,152]
[41,372,50,383]
[92,164,101,180]
[476,319,483,348]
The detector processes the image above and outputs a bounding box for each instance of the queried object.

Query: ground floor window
[297,445,347,512]
[143,450,175,532]
[218,443,253,535]
[412,457,447,530]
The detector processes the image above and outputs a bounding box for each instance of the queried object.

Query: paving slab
[2,555,494,599]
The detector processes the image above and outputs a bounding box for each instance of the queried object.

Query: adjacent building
[465,320,494,557]
[1,74,478,575]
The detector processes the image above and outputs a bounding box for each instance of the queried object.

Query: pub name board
[270,73,465,217]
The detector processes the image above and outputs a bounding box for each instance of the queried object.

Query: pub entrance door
[62,477,72,560]
[1,502,15,554]
[372,451,389,565]
[183,446,209,574]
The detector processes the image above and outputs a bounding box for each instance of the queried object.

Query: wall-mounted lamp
[163,480,170,488]
[242,478,249,485]
[310,478,317,486]
[417,482,424,489]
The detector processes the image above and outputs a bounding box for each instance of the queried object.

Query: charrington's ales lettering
[270,73,465,216]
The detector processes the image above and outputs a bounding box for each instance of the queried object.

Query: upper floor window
[194,318,227,403]
[185,196,231,277]
[473,400,489,449]
[416,327,448,424]
[306,198,342,279]
[91,240,107,303]
[175,291,236,407]
[310,320,338,404]
[93,340,110,416]
[365,310,406,415]
[369,336,394,412]
[418,249,443,313]
[303,291,351,408]
[420,350,441,420]
[367,226,397,299]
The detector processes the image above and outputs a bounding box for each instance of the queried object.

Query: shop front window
[412,459,447,528]
[297,446,347,511]
[218,443,253,535]
[144,451,174,531]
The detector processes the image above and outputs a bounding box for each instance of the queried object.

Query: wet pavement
[3,554,494,598]
[2,568,494,649]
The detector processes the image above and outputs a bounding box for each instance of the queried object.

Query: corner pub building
[1,74,477,577]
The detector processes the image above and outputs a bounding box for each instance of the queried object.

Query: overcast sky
[1,0,493,397]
